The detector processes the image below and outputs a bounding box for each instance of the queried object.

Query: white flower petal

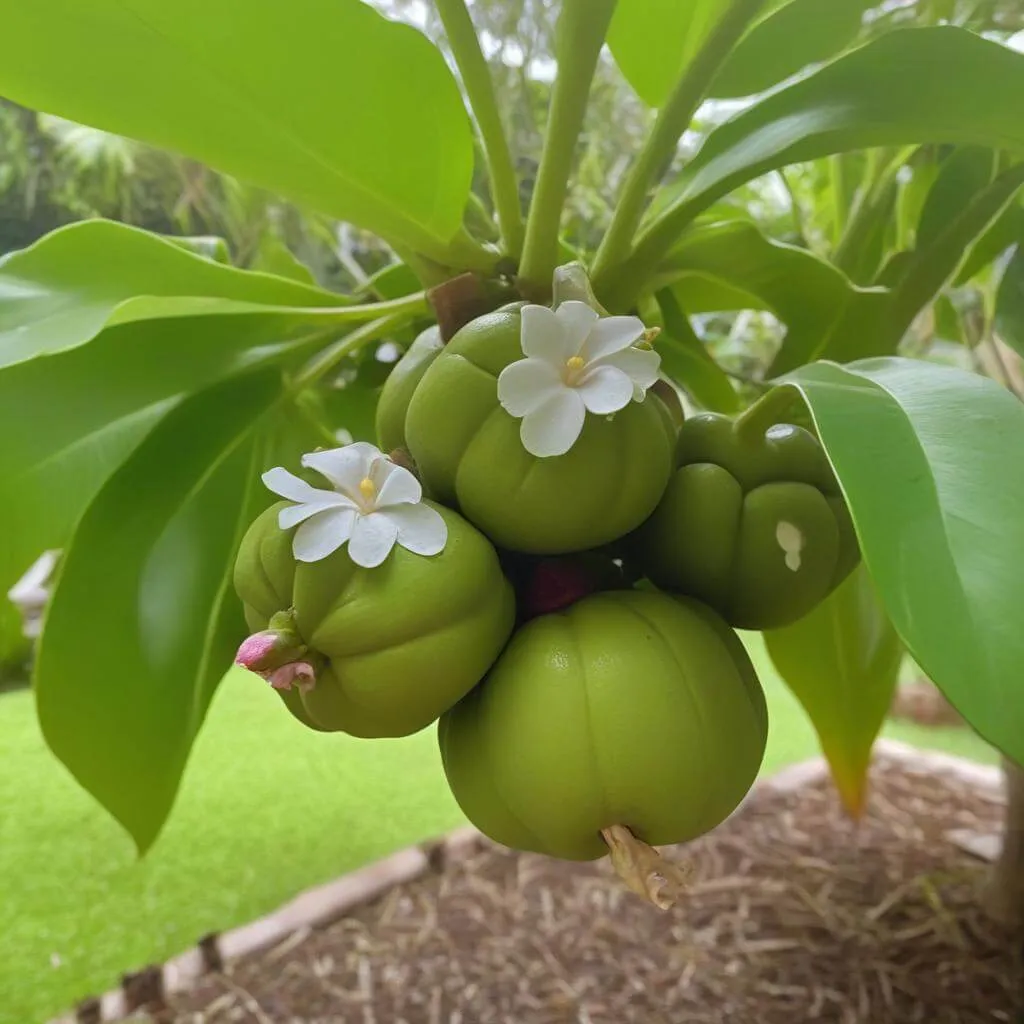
[497,357,565,417]
[596,345,661,391]
[576,364,635,415]
[582,315,646,362]
[262,467,335,504]
[374,460,422,507]
[347,512,400,568]
[520,304,572,363]
[554,300,601,356]
[520,389,586,457]
[388,503,448,556]
[278,495,354,531]
[301,442,380,495]
[292,507,357,563]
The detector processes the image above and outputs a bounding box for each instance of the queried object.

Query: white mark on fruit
[776,521,804,572]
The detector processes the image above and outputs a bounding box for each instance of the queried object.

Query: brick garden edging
[47,743,1005,1024]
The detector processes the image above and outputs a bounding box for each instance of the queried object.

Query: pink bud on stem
[234,610,318,694]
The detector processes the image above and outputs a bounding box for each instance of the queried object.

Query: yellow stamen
[566,355,585,372]
[358,476,376,501]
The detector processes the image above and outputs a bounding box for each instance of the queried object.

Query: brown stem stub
[601,825,693,910]
[428,272,513,342]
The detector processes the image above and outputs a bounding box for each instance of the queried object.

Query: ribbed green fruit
[438,589,767,861]
[375,325,443,453]
[632,413,860,629]
[234,501,515,738]
[403,307,676,554]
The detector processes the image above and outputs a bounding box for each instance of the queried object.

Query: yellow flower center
[566,355,585,371]
[358,476,377,501]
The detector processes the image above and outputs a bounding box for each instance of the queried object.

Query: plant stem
[325,290,430,324]
[733,383,799,443]
[591,0,765,296]
[517,0,618,301]
[292,313,415,392]
[434,0,524,258]
[830,154,849,247]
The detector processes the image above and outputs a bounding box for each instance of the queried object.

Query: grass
[0,641,999,1024]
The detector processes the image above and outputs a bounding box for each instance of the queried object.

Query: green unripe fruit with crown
[632,412,860,630]
[233,500,515,738]
[438,589,767,861]
[403,304,676,554]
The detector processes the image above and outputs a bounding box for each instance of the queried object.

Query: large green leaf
[0,220,360,369]
[995,246,1024,358]
[772,165,1024,371]
[877,164,1024,355]
[662,220,861,337]
[0,315,312,599]
[607,0,729,109]
[0,0,474,259]
[709,0,868,99]
[915,147,995,252]
[640,29,1024,249]
[780,357,1024,767]
[655,289,739,413]
[765,565,903,816]
[34,371,288,850]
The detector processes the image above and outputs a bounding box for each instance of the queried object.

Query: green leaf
[781,357,1024,767]
[662,220,858,335]
[34,370,284,850]
[956,202,1024,286]
[765,565,903,816]
[0,220,355,369]
[251,234,319,287]
[0,0,474,259]
[0,313,313,598]
[655,289,739,413]
[710,0,868,100]
[645,28,1024,239]
[995,246,1024,357]
[769,287,891,375]
[877,163,1024,358]
[933,293,965,345]
[916,147,996,252]
[608,0,729,108]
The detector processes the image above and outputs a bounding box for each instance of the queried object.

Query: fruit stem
[600,825,693,910]
[733,384,800,446]
[434,0,525,258]
[517,0,619,300]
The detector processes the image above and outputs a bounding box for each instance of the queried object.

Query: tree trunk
[984,757,1024,929]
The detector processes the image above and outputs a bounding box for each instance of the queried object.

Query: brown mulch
[890,680,966,729]
[165,757,1021,1024]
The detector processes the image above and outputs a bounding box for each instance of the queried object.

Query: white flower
[496,301,661,458]
[262,442,447,568]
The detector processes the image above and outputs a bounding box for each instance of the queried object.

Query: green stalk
[434,0,524,257]
[590,0,765,296]
[733,383,800,443]
[829,154,849,247]
[292,313,416,393]
[517,0,619,300]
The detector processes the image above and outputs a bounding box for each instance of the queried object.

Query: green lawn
[0,638,998,1024]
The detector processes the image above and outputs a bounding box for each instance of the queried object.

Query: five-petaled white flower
[496,301,661,458]
[262,442,447,568]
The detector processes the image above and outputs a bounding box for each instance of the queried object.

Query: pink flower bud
[235,632,281,671]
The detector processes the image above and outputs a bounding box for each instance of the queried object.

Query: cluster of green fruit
[233,295,859,886]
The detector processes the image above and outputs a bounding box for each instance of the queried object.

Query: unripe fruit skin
[375,325,444,453]
[234,500,515,738]
[404,308,676,554]
[633,413,859,630]
[438,589,767,861]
